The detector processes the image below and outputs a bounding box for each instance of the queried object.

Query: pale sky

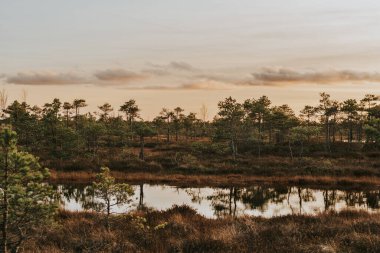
[1,0,380,118]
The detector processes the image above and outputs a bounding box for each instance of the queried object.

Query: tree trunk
[357,123,362,143]
[166,120,170,142]
[106,199,111,232]
[66,111,69,127]
[233,187,237,217]
[325,117,331,153]
[231,137,237,160]
[258,119,262,159]
[2,146,8,253]
[348,120,353,151]
[298,187,302,215]
[139,184,144,208]
[129,118,134,141]
[288,140,293,162]
[139,136,145,161]
[75,108,79,130]
[268,125,272,143]
[332,116,336,143]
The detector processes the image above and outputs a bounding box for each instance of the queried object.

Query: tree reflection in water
[54,184,95,209]
[55,184,380,218]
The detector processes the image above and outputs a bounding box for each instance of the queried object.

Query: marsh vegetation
[0,93,379,252]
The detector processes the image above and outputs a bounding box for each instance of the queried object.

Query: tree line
[0,93,379,161]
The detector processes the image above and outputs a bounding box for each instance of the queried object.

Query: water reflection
[54,184,380,218]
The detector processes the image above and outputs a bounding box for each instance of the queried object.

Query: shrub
[191,142,229,156]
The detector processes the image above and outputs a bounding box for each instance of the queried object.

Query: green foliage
[86,167,134,230]
[173,152,199,168]
[269,105,299,142]
[120,99,140,126]
[0,128,57,252]
[98,102,113,122]
[289,126,321,142]
[134,122,156,138]
[81,118,106,154]
[368,105,380,119]
[55,125,81,159]
[90,167,134,213]
[215,97,245,159]
[4,101,41,148]
[106,116,130,147]
[364,119,380,147]
[191,142,229,156]
[0,92,379,172]
[129,214,168,232]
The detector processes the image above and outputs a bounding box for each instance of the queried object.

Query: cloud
[120,80,232,90]
[116,80,235,90]
[5,72,86,85]
[145,61,198,75]
[192,73,238,83]
[168,61,197,72]
[94,69,147,83]
[141,68,170,76]
[6,66,378,89]
[238,68,380,86]
[180,80,231,90]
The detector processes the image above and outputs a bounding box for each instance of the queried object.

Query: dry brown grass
[49,170,380,189]
[24,206,380,253]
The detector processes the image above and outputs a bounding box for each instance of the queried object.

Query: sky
[1,0,380,119]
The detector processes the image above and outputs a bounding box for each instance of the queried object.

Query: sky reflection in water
[56,184,380,218]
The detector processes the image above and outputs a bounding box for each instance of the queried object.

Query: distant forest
[0,91,379,166]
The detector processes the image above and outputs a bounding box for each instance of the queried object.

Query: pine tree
[86,167,134,231]
[0,128,57,253]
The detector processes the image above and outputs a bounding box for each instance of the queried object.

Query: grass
[49,170,380,189]
[22,139,380,252]
[42,140,380,174]
[47,146,380,189]
[38,138,380,193]
[25,206,380,253]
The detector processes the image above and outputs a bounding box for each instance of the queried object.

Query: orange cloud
[5,72,85,85]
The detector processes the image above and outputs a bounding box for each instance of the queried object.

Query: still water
[56,184,380,218]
